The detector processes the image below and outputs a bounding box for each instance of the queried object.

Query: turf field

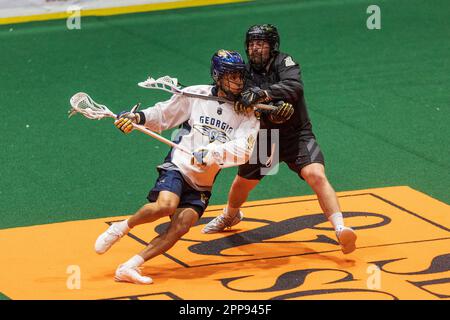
[0,0,448,300]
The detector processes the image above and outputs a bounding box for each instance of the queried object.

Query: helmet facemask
[211,49,246,101]
[247,39,271,70]
[245,24,280,70]
[217,70,245,101]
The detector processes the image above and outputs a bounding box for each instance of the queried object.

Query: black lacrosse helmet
[245,24,280,57]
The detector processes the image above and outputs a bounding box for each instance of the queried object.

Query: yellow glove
[114,112,140,134]
[268,102,294,124]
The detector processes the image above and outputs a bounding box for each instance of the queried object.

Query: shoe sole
[114,275,153,285]
[339,229,357,254]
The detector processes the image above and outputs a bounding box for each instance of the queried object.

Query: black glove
[240,87,269,107]
[268,101,294,124]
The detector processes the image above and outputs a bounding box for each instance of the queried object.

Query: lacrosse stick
[138,76,277,111]
[67,92,192,157]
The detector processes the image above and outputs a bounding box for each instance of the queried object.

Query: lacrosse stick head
[138,75,181,94]
[68,92,115,120]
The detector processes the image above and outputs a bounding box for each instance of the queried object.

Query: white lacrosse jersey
[140,85,260,191]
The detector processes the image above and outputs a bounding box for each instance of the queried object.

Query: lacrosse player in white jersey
[94,50,260,285]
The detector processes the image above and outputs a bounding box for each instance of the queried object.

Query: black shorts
[147,169,211,218]
[238,133,325,181]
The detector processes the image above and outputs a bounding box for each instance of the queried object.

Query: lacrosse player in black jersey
[203,24,357,254]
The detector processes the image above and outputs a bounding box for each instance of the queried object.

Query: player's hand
[268,101,294,124]
[233,101,254,115]
[240,87,269,107]
[191,146,221,167]
[254,109,262,120]
[191,148,211,167]
[115,104,141,134]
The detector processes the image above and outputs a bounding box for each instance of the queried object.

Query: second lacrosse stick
[138,75,277,111]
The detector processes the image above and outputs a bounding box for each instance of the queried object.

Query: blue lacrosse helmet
[210,49,246,83]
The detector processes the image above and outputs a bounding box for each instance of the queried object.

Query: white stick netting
[69,92,115,120]
[138,76,181,94]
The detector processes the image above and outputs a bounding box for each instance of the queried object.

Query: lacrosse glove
[240,87,270,107]
[115,103,142,134]
[191,146,221,168]
[268,101,294,124]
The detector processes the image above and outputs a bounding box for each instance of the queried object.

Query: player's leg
[114,207,199,285]
[203,129,273,234]
[202,166,261,234]
[300,163,356,254]
[94,169,182,254]
[127,191,180,228]
[228,175,260,210]
[141,207,198,261]
[300,163,341,216]
[94,191,180,255]
[289,137,356,254]
[115,181,208,285]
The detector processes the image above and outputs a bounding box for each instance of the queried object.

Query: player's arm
[192,115,260,168]
[237,58,303,108]
[265,57,304,103]
[115,94,191,134]
[234,57,300,121]
[139,94,192,133]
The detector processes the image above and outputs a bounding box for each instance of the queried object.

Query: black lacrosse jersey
[244,52,314,140]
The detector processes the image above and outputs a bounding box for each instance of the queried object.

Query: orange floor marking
[0,186,449,299]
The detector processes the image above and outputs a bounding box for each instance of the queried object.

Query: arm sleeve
[266,57,304,103]
[139,94,191,133]
[208,115,260,168]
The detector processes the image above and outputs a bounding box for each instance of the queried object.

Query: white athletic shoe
[201,209,244,234]
[95,223,126,254]
[114,265,153,285]
[336,226,357,254]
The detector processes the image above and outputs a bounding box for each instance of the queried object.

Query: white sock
[116,219,131,234]
[328,212,345,232]
[224,206,239,219]
[122,255,144,269]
